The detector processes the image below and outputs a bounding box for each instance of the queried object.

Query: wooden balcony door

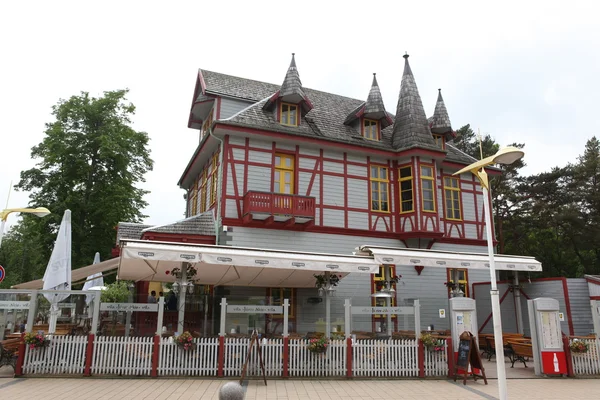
[274,154,294,212]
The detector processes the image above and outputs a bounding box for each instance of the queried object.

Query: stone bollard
[219,381,244,400]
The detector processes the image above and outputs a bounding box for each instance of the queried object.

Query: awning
[118,240,379,288]
[356,245,542,272]
[12,258,120,290]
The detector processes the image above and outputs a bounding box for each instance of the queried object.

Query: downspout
[209,126,224,245]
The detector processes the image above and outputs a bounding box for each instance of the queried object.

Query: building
[129,52,504,335]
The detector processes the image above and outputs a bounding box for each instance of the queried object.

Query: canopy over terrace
[117,239,379,287]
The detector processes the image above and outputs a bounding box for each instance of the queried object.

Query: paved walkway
[0,376,598,399]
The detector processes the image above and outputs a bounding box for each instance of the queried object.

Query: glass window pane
[402,201,413,212]
[425,200,434,210]
[372,201,379,210]
[285,184,290,193]
[421,166,432,177]
[381,168,387,180]
[290,108,297,124]
[423,190,433,201]
[275,171,280,182]
[282,113,288,124]
[422,181,433,191]
[381,202,388,212]
[454,199,460,210]
[371,167,378,178]
[285,172,291,183]
[400,167,411,178]
[275,156,281,166]
[282,104,289,112]
[372,192,379,201]
[285,158,292,168]
[401,191,412,201]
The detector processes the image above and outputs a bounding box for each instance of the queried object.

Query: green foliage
[100,280,131,303]
[3,89,153,285]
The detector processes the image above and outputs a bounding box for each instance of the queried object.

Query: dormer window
[363,119,379,141]
[433,134,444,149]
[280,103,298,126]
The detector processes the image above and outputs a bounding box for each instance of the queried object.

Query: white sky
[1,0,598,229]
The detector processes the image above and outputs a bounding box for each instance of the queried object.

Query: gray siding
[220,98,253,120]
[567,278,594,336]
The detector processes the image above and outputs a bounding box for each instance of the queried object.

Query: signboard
[57,303,76,309]
[0,300,30,310]
[558,312,565,321]
[540,311,561,349]
[439,309,446,318]
[351,306,414,315]
[0,265,5,283]
[100,303,158,312]
[226,305,283,314]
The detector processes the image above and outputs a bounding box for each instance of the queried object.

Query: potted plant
[307,336,329,354]
[174,331,196,351]
[24,332,51,349]
[420,333,445,352]
[569,339,589,354]
[313,274,340,296]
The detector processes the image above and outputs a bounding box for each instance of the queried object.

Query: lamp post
[453,146,524,400]
[0,207,51,248]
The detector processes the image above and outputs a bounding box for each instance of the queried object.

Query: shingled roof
[391,54,441,152]
[202,59,476,166]
[345,74,392,128]
[430,89,453,138]
[115,222,153,244]
[141,212,215,236]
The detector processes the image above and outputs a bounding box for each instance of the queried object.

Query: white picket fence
[289,339,346,377]
[91,336,153,376]
[352,339,418,377]
[223,338,283,377]
[424,342,448,377]
[158,338,219,376]
[22,335,87,375]
[571,338,600,376]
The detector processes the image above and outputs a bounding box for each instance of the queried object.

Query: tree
[12,89,153,281]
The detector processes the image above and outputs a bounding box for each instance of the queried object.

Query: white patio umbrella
[83,252,105,305]
[42,210,72,334]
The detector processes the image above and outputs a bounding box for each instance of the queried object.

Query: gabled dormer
[428,89,455,150]
[344,73,393,141]
[263,53,313,127]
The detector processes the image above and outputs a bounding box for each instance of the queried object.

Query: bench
[0,338,21,371]
[483,333,525,361]
[507,340,533,368]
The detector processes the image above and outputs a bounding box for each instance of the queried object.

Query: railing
[424,341,448,377]
[158,337,218,376]
[353,339,418,377]
[91,336,153,376]
[22,335,87,375]
[570,337,600,376]
[289,339,346,377]
[243,191,316,219]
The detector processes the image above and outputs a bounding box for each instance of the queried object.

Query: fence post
[446,337,454,378]
[418,339,425,378]
[218,336,225,377]
[282,337,289,378]
[84,333,95,376]
[346,337,353,378]
[14,332,26,376]
[151,335,160,378]
[562,336,574,377]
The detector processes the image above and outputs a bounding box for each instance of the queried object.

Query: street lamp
[454,146,524,400]
[0,207,51,248]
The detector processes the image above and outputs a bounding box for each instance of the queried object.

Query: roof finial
[403,52,409,59]
[438,88,441,92]
[292,52,295,56]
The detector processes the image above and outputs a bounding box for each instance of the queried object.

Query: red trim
[295,145,300,195]
[151,335,160,377]
[446,337,454,378]
[218,336,225,377]
[585,277,600,285]
[226,139,242,219]
[221,135,229,219]
[14,332,25,376]
[346,337,353,378]
[418,339,425,377]
[84,333,94,376]
[562,336,575,377]
[561,278,575,335]
[283,337,289,377]
[478,287,511,333]
[319,149,324,225]
[344,152,348,228]
[270,142,276,193]
[216,97,221,119]
[590,296,600,300]
[243,138,249,195]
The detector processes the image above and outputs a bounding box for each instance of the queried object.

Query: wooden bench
[507,340,533,368]
[0,338,21,371]
[483,333,525,361]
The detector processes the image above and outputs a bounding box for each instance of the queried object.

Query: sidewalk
[0,376,598,399]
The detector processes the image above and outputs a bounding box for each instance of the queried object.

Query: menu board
[539,311,561,349]
[463,312,472,332]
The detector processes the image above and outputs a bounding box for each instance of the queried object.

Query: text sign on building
[226,305,283,314]
[351,306,414,315]
[0,300,31,310]
[100,303,159,312]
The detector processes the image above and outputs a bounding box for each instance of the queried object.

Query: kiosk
[449,297,479,352]
[527,298,567,376]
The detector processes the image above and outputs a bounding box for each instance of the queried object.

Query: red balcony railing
[243,191,316,219]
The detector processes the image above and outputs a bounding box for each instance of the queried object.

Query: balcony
[242,191,315,227]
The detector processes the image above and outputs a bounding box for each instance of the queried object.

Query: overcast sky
[1,0,598,230]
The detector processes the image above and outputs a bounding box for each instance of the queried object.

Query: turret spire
[430,88,453,134]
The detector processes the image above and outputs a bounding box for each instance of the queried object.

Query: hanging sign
[226,305,283,314]
[0,300,30,310]
[351,306,414,315]
[100,303,158,312]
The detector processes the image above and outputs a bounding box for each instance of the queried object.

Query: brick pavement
[0,376,598,399]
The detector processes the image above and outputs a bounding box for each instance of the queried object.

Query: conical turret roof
[430,89,452,134]
[391,54,440,151]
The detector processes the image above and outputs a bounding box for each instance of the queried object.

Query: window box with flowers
[420,333,445,352]
[307,336,329,354]
[569,339,589,354]
[174,331,196,351]
[24,332,51,349]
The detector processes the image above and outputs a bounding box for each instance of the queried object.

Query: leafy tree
[11,89,153,282]
[100,280,131,303]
